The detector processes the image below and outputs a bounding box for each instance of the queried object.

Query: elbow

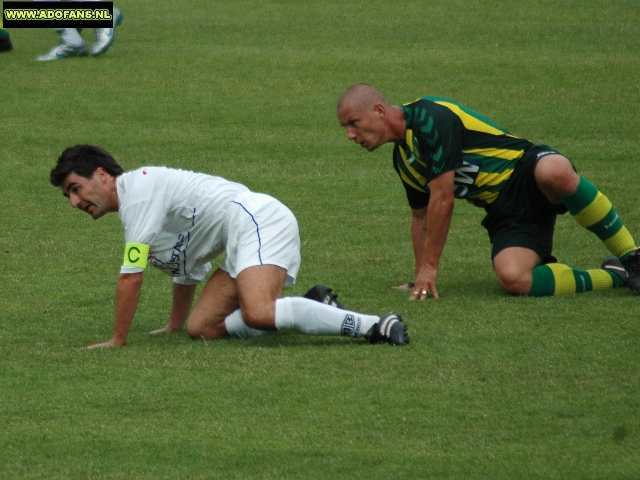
[118,272,144,287]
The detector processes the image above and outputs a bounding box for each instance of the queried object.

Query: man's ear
[94,167,109,184]
[373,102,386,117]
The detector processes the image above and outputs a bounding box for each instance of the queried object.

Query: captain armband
[123,243,150,269]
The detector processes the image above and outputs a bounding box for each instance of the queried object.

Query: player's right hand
[84,338,123,349]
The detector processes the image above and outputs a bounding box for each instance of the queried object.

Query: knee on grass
[496,270,533,296]
[186,319,227,340]
[239,307,277,330]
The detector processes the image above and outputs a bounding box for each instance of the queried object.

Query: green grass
[2,0,640,478]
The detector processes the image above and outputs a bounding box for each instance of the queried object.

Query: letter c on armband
[123,243,150,269]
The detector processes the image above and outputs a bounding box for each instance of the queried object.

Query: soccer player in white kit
[34,0,123,61]
[50,145,409,348]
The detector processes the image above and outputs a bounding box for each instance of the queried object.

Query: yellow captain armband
[123,243,150,269]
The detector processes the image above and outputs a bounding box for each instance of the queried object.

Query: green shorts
[481,147,571,263]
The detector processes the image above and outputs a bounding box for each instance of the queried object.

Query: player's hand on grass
[149,327,168,335]
[84,338,123,349]
[392,281,414,291]
[408,267,439,300]
[149,324,182,335]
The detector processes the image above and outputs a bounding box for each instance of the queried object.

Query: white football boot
[91,7,123,57]
[36,42,88,61]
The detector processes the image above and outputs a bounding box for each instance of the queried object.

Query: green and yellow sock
[528,263,625,297]
[561,177,636,259]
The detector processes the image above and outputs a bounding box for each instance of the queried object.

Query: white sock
[224,309,273,339]
[275,297,379,338]
[54,28,84,47]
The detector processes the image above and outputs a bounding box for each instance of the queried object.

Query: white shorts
[220,192,301,285]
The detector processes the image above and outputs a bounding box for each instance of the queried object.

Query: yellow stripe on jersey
[123,243,150,269]
[475,169,514,188]
[434,101,516,138]
[398,167,426,192]
[467,190,500,205]
[397,129,428,191]
[463,147,525,161]
[404,130,427,166]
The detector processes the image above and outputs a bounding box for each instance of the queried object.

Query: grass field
[1,0,640,478]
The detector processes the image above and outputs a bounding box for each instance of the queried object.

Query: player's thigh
[186,268,239,337]
[236,264,287,329]
[493,247,543,294]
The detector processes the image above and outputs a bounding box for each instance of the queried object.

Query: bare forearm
[112,273,143,345]
[421,197,453,269]
[411,208,428,278]
[167,283,197,331]
[411,199,453,275]
[408,171,455,300]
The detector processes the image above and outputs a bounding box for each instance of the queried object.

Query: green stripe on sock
[561,177,599,215]
[572,269,593,293]
[605,270,625,288]
[529,265,555,296]
[586,209,623,241]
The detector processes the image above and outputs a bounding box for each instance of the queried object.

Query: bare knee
[496,270,532,295]
[186,321,205,339]
[240,304,277,330]
[186,316,229,340]
[535,155,580,201]
[493,247,540,296]
[187,323,227,340]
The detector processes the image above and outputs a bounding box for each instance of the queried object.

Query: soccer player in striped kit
[337,83,640,299]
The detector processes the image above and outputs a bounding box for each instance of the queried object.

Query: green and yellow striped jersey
[393,96,534,209]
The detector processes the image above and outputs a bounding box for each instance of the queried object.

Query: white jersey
[117,167,249,284]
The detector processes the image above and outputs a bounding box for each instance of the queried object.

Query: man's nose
[69,193,81,208]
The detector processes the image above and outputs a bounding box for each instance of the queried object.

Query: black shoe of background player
[622,248,640,294]
[303,284,347,309]
[601,255,628,286]
[0,33,12,53]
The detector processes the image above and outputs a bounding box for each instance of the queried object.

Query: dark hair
[50,144,125,187]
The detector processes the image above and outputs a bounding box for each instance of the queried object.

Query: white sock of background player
[53,28,84,47]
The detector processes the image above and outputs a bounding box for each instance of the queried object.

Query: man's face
[337,104,387,152]
[61,169,114,220]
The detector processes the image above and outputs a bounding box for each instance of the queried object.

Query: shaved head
[337,83,391,113]
[337,84,406,150]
